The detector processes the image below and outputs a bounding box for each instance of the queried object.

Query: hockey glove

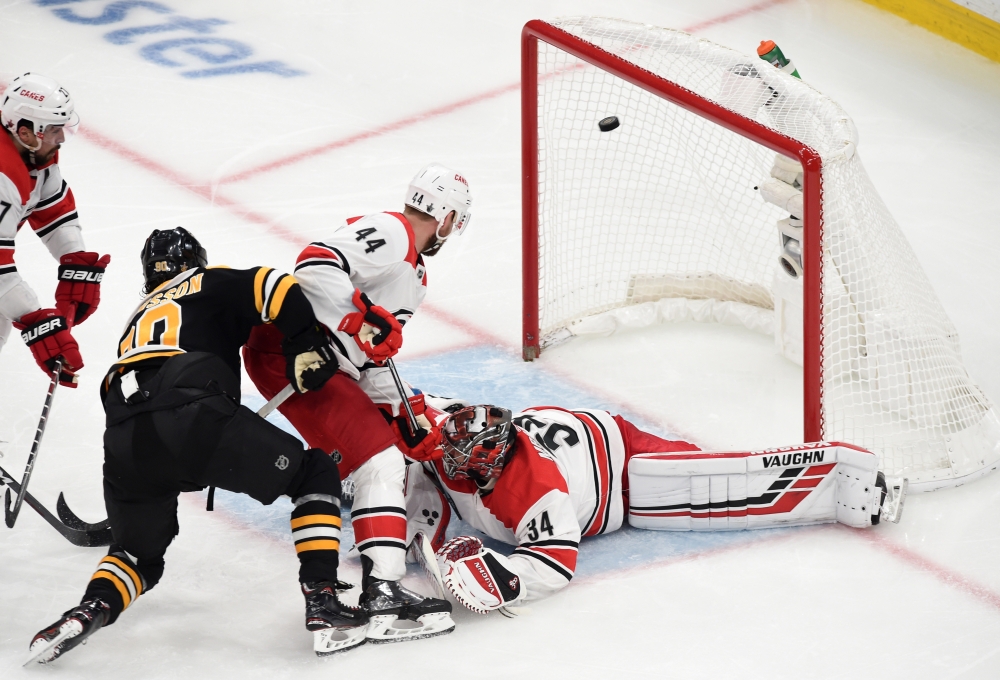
[337,289,402,365]
[15,308,82,387]
[392,413,443,462]
[282,323,339,394]
[437,536,524,614]
[55,251,110,326]
[389,394,443,461]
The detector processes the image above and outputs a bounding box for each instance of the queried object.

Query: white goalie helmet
[405,163,472,254]
[1,73,79,150]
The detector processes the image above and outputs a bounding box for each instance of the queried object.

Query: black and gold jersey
[113,265,315,378]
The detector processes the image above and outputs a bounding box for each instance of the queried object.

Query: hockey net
[521,17,1000,490]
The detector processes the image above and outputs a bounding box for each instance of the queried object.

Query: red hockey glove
[437,535,484,564]
[15,308,82,387]
[55,251,111,326]
[391,414,443,461]
[337,289,402,365]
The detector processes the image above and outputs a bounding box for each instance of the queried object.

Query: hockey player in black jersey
[28,227,368,664]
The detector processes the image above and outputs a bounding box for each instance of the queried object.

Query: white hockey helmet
[1,73,79,151]
[405,163,472,253]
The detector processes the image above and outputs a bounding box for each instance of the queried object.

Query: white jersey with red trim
[411,407,626,603]
[0,133,85,338]
[292,211,426,412]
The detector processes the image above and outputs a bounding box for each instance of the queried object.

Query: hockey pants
[244,327,408,583]
[88,353,343,624]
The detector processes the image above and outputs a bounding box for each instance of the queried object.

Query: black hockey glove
[282,323,339,393]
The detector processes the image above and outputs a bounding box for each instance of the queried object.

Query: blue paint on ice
[225,345,791,579]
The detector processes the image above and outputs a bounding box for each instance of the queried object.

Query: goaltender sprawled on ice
[401,397,906,614]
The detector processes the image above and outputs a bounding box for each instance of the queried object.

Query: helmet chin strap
[420,214,454,256]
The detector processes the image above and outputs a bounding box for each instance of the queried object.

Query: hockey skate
[302,581,369,656]
[873,472,907,525]
[359,579,455,643]
[25,598,110,665]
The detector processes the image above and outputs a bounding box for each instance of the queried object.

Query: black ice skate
[359,579,455,643]
[302,581,369,656]
[26,598,111,665]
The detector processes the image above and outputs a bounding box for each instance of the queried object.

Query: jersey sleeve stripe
[34,179,68,210]
[34,210,78,237]
[295,243,351,274]
[253,267,272,317]
[575,411,615,537]
[513,547,575,581]
[520,538,580,549]
[266,274,297,322]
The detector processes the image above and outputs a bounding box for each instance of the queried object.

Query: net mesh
[533,17,1000,488]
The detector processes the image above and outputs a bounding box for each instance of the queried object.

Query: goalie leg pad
[627,443,885,531]
[442,546,524,614]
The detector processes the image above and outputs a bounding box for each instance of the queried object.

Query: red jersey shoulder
[480,430,568,530]
[0,133,32,204]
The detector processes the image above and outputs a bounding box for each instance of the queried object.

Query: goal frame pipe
[521,19,824,442]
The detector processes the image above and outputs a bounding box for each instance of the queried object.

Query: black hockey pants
[88,353,342,623]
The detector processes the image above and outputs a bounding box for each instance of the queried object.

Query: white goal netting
[530,17,1000,490]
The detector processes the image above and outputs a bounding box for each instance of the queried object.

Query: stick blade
[5,487,14,528]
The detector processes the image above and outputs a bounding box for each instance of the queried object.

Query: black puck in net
[598,116,620,132]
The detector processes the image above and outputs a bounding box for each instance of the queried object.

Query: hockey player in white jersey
[405,402,906,613]
[243,164,471,642]
[0,73,110,387]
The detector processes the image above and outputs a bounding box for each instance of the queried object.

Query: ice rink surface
[2,0,1000,677]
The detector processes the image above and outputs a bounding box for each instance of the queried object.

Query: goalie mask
[141,227,208,294]
[1,73,79,152]
[405,163,472,256]
[441,405,515,483]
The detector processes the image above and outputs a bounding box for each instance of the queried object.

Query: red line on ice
[855,528,1000,613]
[215,0,792,186]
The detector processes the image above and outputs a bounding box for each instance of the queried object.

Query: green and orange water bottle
[757,40,800,79]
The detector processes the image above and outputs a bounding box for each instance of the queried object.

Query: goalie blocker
[628,442,906,531]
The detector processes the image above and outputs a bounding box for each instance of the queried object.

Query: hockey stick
[0,463,112,547]
[56,492,111,533]
[408,532,446,600]
[5,359,61,529]
[259,383,295,419]
[386,358,420,435]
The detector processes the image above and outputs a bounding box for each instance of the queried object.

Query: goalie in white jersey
[243,164,471,643]
[405,402,906,614]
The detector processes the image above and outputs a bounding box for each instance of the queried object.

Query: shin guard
[628,442,887,530]
[350,447,407,584]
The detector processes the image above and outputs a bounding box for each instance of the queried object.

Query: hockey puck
[598,116,620,132]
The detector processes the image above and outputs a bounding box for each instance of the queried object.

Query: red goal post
[521,18,825,443]
[519,17,1000,490]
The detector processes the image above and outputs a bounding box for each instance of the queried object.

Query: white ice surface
[2,0,1000,677]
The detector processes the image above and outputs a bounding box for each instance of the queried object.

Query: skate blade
[885,478,908,524]
[365,612,455,644]
[24,620,82,666]
[313,625,368,656]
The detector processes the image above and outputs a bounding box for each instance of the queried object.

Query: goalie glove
[337,289,402,365]
[55,251,110,326]
[437,536,524,614]
[15,308,82,387]
[282,323,339,394]
[390,394,443,461]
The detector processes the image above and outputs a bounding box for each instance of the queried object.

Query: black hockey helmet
[140,227,207,293]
